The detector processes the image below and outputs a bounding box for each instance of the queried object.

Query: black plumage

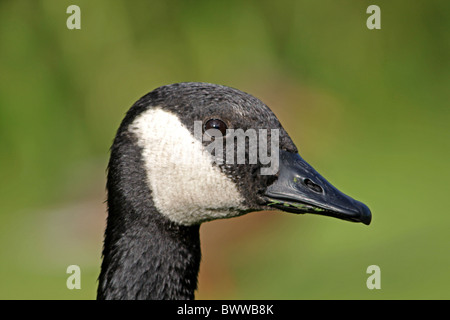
[98,122,200,299]
[97,82,371,300]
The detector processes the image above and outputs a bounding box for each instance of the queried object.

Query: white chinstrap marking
[128,107,248,225]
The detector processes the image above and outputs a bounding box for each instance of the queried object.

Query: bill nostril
[304,178,323,194]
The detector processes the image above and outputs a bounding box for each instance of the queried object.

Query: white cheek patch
[128,107,247,225]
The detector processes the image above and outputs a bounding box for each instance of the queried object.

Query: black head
[111,82,371,226]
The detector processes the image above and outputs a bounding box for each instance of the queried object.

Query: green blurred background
[0,0,449,299]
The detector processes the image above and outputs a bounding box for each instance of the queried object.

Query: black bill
[264,151,371,225]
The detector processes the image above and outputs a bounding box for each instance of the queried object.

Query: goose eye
[204,119,228,136]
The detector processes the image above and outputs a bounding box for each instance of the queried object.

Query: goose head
[99,82,371,300]
[124,82,370,225]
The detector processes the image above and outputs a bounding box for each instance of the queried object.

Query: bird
[97,82,371,300]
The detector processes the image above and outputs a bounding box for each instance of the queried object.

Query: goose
[97,82,371,300]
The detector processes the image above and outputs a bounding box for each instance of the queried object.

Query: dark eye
[204,119,228,136]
